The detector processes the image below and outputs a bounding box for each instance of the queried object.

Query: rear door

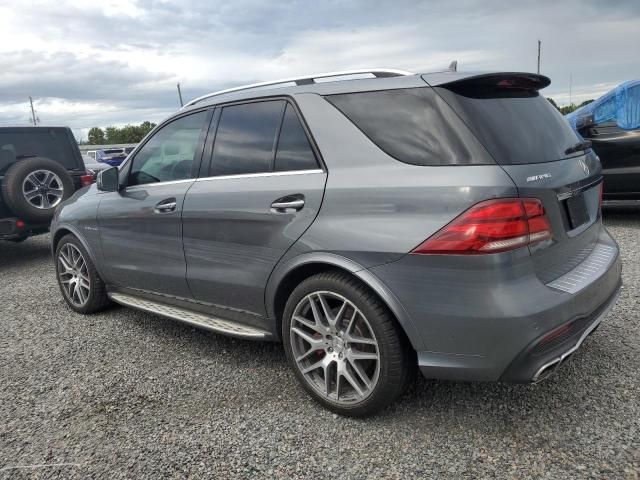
[98,110,211,297]
[183,99,326,324]
[434,76,605,280]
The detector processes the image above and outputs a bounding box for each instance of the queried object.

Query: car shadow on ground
[109,299,620,425]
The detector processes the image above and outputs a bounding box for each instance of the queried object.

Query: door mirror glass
[97,166,119,192]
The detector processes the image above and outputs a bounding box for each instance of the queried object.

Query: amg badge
[526,173,552,182]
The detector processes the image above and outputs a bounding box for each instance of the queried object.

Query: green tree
[104,126,121,144]
[95,122,158,145]
[87,127,105,144]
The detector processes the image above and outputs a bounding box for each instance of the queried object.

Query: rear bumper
[499,279,621,383]
[368,225,622,382]
[0,217,49,240]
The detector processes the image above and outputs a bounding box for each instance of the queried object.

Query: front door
[98,110,211,297]
[183,100,326,325]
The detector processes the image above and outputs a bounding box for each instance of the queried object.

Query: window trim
[121,108,213,188]
[195,168,324,183]
[201,95,325,179]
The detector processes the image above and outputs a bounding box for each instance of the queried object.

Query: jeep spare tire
[1,156,74,223]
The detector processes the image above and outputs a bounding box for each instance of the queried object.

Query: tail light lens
[598,182,603,214]
[411,198,552,255]
[80,174,95,187]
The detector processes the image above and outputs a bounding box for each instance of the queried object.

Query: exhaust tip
[532,358,562,383]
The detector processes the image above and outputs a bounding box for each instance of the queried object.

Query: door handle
[271,195,305,212]
[155,199,177,213]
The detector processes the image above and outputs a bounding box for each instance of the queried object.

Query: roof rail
[183,68,414,108]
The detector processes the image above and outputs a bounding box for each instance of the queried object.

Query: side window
[210,100,284,176]
[129,111,208,186]
[274,104,318,171]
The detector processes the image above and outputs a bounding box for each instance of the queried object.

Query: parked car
[566,80,640,203]
[96,148,128,167]
[0,126,93,242]
[82,154,110,178]
[51,69,621,416]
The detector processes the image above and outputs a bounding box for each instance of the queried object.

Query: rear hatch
[430,73,604,282]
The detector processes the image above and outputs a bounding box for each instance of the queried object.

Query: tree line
[547,98,594,115]
[86,121,157,145]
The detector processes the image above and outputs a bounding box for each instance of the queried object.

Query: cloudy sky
[0,0,638,141]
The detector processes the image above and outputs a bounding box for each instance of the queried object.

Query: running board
[108,293,269,339]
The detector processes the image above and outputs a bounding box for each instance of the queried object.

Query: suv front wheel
[282,271,414,417]
[55,234,110,314]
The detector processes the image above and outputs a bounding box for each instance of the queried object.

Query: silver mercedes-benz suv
[51,69,622,416]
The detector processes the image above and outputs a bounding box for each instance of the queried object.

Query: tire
[282,271,414,417]
[1,156,74,223]
[54,234,111,314]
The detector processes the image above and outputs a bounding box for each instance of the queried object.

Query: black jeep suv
[0,126,93,242]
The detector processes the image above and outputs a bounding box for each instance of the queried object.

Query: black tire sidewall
[282,272,409,417]
[1,157,74,223]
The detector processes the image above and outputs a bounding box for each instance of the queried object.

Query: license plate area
[564,192,589,229]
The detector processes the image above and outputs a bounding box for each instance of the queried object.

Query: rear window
[435,85,583,165]
[325,87,493,166]
[0,128,78,172]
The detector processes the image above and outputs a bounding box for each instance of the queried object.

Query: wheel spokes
[57,243,90,306]
[290,291,380,405]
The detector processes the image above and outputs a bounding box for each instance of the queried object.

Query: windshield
[436,86,583,165]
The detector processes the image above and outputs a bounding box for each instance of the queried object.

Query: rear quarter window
[325,87,493,166]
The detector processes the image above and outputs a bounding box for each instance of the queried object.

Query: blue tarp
[566,79,640,130]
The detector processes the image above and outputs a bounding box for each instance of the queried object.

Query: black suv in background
[0,126,93,242]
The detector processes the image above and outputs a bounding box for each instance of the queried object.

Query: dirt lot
[1,212,638,479]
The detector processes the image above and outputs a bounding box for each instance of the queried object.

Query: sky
[0,0,638,141]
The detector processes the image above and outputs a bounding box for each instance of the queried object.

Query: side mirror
[97,167,120,192]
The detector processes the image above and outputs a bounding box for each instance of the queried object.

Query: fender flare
[265,252,424,350]
[51,223,107,281]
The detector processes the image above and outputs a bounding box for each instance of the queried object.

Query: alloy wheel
[57,243,91,306]
[22,169,64,209]
[290,291,380,404]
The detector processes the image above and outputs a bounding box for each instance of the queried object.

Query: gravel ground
[1,212,639,479]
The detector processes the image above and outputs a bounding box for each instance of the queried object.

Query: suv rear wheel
[55,234,110,314]
[282,271,414,417]
[1,156,74,223]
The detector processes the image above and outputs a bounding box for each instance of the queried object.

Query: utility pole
[569,73,573,106]
[29,96,37,125]
[177,83,184,107]
[537,40,541,74]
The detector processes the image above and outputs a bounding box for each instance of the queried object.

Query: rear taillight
[598,182,603,213]
[411,198,552,255]
[80,174,95,187]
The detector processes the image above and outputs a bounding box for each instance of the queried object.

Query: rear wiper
[564,140,592,155]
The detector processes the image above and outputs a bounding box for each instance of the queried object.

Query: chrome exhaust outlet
[532,357,562,383]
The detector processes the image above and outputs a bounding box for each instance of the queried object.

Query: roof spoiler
[435,72,551,92]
